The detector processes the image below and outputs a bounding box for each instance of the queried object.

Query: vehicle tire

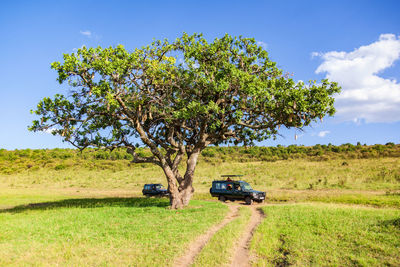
[145,194,150,198]
[219,195,226,202]
[245,196,253,205]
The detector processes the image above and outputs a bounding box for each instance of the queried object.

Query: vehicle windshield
[241,182,252,191]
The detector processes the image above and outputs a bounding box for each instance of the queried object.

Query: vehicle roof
[212,180,247,183]
[144,183,163,185]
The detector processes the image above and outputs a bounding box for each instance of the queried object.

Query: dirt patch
[174,205,239,267]
[231,205,265,267]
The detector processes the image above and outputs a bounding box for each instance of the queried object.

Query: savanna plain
[0,144,399,266]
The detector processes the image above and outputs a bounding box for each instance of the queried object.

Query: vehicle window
[220,183,227,190]
[227,183,233,190]
[242,182,252,190]
[215,183,221,189]
[144,185,150,190]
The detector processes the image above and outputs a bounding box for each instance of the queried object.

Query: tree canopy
[30,33,340,208]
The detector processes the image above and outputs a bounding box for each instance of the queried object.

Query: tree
[29,33,340,209]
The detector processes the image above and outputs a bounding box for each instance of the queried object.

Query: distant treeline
[0,143,399,174]
[201,142,400,162]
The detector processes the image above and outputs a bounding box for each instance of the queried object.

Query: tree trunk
[166,150,199,209]
[169,183,194,209]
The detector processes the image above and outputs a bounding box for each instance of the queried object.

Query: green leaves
[30,33,340,151]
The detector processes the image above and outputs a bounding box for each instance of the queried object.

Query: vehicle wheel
[245,196,253,205]
[219,195,226,202]
[145,194,150,198]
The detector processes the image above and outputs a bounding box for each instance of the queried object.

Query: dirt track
[174,204,239,267]
[174,202,266,267]
[231,205,265,267]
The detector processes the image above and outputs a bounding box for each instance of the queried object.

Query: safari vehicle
[209,175,266,205]
[142,184,169,197]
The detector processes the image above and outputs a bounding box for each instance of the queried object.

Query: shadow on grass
[381,218,400,229]
[0,197,170,214]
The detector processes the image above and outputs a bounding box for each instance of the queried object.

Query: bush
[202,149,216,157]
[55,164,67,170]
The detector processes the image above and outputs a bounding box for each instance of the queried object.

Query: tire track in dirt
[174,204,239,267]
[231,205,265,267]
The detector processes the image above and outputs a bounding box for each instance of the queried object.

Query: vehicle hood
[246,190,265,194]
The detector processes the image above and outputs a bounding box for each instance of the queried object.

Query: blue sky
[0,0,399,149]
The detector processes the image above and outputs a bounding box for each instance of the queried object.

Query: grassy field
[1,157,399,208]
[0,198,227,266]
[0,145,399,266]
[251,203,400,266]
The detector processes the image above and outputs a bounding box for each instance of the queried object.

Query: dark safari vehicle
[210,175,266,205]
[142,184,169,197]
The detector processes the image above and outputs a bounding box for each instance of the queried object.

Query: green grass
[194,158,400,191]
[1,156,399,211]
[0,198,227,266]
[193,206,252,267]
[2,157,399,195]
[1,145,400,192]
[307,192,400,208]
[2,144,400,176]
[0,188,78,209]
[265,190,400,208]
[1,146,400,265]
[251,203,400,266]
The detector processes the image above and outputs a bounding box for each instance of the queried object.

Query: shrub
[202,149,216,157]
[55,164,67,170]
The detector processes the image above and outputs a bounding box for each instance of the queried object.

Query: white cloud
[314,34,400,123]
[257,41,268,50]
[317,131,330,137]
[311,52,321,58]
[80,30,92,37]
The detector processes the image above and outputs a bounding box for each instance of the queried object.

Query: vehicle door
[151,185,157,195]
[232,182,243,199]
[213,182,222,195]
[218,182,229,197]
[225,182,234,198]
